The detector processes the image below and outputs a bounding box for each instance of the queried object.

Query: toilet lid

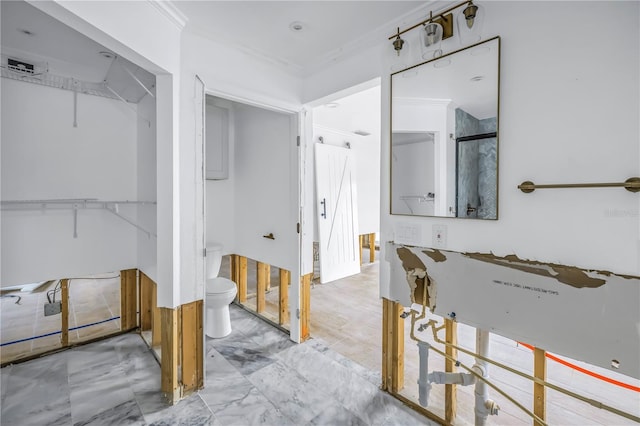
[206,277,236,294]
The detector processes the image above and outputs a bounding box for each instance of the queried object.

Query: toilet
[205,243,238,338]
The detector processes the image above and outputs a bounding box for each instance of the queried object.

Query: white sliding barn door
[314,143,360,283]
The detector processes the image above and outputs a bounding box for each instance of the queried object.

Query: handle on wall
[263,233,275,240]
[518,177,640,193]
[320,198,327,219]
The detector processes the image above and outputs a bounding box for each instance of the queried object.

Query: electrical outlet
[44,302,62,316]
[432,224,447,247]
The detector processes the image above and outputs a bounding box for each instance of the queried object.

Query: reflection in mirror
[391,37,500,219]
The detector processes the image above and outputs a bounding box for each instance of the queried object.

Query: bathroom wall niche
[391,37,500,219]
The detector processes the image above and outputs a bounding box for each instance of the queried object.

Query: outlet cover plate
[432,224,447,247]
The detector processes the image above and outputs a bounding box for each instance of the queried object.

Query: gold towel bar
[518,177,640,193]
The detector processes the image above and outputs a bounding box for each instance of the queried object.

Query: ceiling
[174,1,427,76]
[1,1,430,85]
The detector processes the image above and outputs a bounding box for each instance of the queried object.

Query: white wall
[137,93,157,282]
[205,98,237,257]
[180,30,303,306]
[1,79,138,286]
[302,1,640,297]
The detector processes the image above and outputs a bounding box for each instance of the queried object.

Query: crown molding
[147,0,188,31]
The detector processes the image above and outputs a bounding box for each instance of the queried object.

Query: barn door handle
[320,198,327,219]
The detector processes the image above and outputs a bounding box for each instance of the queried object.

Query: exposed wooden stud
[369,232,376,263]
[238,256,248,303]
[61,279,69,346]
[359,235,364,265]
[279,269,290,325]
[445,318,458,423]
[140,272,153,331]
[160,307,179,404]
[534,347,547,426]
[151,282,161,347]
[392,301,404,393]
[265,263,271,291]
[231,254,238,281]
[257,261,267,313]
[382,298,405,393]
[120,269,138,330]
[382,298,390,391]
[180,300,203,394]
[300,273,312,341]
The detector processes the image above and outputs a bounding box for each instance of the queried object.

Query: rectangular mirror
[391,37,500,219]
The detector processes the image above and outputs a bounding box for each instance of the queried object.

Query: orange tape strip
[519,342,640,393]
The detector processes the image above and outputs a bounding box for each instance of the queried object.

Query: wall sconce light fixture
[389,0,484,59]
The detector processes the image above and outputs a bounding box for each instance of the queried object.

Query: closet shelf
[1,198,157,238]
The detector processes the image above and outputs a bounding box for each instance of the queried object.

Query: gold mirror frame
[390,36,501,219]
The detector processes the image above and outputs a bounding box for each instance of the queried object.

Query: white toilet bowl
[205,277,237,338]
[205,243,237,338]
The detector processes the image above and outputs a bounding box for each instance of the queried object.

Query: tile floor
[0,304,436,426]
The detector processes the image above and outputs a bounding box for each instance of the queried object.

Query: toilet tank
[205,243,224,278]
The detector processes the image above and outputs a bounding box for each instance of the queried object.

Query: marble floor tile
[69,363,136,425]
[307,404,368,426]
[1,351,72,426]
[73,399,144,426]
[209,386,293,426]
[209,333,277,376]
[246,360,338,423]
[143,392,214,426]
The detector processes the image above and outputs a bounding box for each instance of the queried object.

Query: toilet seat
[206,277,236,295]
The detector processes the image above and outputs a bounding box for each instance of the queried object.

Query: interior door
[315,143,360,283]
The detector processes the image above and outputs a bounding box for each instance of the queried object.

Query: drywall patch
[463,252,618,289]
[422,249,447,263]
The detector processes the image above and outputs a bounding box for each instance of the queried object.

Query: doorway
[303,81,383,371]
[204,95,301,341]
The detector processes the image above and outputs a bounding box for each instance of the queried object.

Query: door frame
[203,87,303,343]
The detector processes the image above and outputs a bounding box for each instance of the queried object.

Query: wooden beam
[534,347,547,426]
[180,300,203,394]
[61,279,69,346]
[369,232,376,263]
[257,261,267,313]
[160,307,179,404]
[279,269,290,325]
[238,256,247,303]
[382,298,390,391]
[151,282,161,347]
[445,319,458,423]
[392,301,404,393]
[120,269,138,330]
[300,273,312,341]
[382,298,404,393]
[265,263,271,291]
[359,235,364,265]
[140,272,153,331]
